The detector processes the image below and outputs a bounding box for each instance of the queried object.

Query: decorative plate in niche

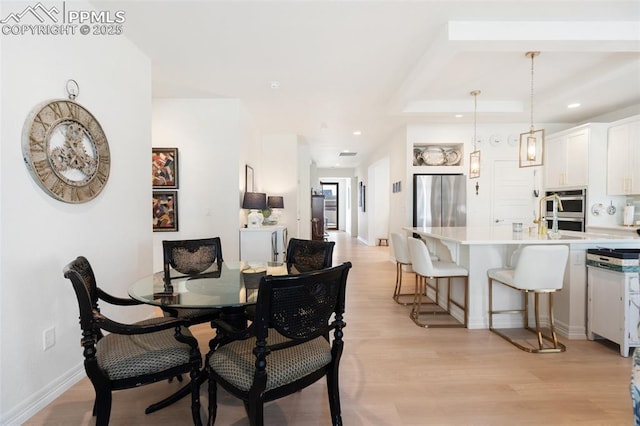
[489,134,503,147]
[507,134,520,147]
[413,148,425,166]
[413,143,463,166]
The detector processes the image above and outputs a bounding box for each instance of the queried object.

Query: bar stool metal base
[393,261,415,305]
[489,279,566,353]
[411,275,467,328]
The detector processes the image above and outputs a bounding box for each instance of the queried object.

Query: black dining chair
[162,237,224,325]
[285,237,335,273]
[62,256,202,426]
[242,237,335,323]
[205,262,352,426]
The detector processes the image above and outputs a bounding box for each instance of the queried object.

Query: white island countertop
[406,226,640,245]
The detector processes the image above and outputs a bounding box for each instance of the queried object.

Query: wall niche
[413,143,464,167]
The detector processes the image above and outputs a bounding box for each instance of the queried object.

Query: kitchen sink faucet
[534,193,564,236]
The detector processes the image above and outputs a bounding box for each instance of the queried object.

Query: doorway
[321,182,339,230]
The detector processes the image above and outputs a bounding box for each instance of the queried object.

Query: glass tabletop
[129,261,288,309]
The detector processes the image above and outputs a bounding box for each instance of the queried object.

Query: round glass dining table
[128,260,288,309]
[129,260,288,416]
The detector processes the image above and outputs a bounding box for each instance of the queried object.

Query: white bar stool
[390,232,415,305]
[407,237,468,328]
[487,244,569,353]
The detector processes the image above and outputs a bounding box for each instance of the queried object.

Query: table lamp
[243,192,266,228]
[267,196,284,224]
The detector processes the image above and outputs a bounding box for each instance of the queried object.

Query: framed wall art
[152,147,178,189]
[152,191,178,232]
[245,164,254,192]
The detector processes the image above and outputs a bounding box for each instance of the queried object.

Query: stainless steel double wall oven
[545,189,586,232]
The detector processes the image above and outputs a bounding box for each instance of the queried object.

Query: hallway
[26,231,633,425]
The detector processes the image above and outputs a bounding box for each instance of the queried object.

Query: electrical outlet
[43,326,55,351]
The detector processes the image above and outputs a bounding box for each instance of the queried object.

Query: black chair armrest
[93,312,189,335]
[97,287,142,306]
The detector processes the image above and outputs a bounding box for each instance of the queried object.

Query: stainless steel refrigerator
[413,174,466,227]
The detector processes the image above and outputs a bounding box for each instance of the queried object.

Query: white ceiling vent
[339,152,357,157]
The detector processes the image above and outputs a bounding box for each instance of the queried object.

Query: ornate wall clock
[22,83,110,203]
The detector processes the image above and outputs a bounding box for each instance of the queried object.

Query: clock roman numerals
[33,114,52,132]
[49,102,64,120]
[29,136,46,152]
[33,159,53,181]
[66,102,80,120]
[95,168,108,186]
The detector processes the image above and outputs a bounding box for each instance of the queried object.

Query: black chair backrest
[253,262,351,343]
[163,237,223,279]
[63,256,101,336]
[285,238,335,273]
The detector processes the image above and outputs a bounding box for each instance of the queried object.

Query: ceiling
[101,1,640,168]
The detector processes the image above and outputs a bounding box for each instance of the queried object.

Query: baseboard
[554,318,587,340]
[1,362,85,425]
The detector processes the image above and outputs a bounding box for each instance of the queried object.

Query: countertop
[405,226,640,245]
[586,225,640,236]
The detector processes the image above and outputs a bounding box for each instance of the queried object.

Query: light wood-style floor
[26,231,634,425]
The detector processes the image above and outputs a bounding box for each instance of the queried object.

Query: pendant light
[469,90,481,179]
[519,51,544,168]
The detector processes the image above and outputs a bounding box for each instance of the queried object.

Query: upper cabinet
[544,127,590,189]
[607,118,640,195]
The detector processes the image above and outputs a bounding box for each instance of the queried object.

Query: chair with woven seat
[205,262,352,426]
[162,237,224,325]
[407,237,468,328]
[285,237,335,274]
[488,244,569,353]
[62,256,202,426]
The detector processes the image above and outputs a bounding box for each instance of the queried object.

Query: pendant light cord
[528,52,539,133]
[470,90,480,150]
[473,93,477,150]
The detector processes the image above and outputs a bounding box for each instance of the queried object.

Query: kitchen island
[404,226,640,338]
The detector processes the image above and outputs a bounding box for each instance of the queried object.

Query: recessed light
[567,103,581,109]
[270,81,280,89]
[455,114,463,118]
[353,130,362,136]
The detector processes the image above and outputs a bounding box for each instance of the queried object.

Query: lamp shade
[242,192,266,210]
[267,196,284,209]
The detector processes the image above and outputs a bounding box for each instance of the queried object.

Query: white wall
[151,99,247,266]
[297,139,312,239]
[388,129,408,238]
[261,134,301,239]
[368,158,390,244]
[0,12,152,424]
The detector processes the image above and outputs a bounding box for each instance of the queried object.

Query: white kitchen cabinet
[544,127,589,189]
[239,226,287,262]
[607,118,640,195]
[587,266,640,357]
